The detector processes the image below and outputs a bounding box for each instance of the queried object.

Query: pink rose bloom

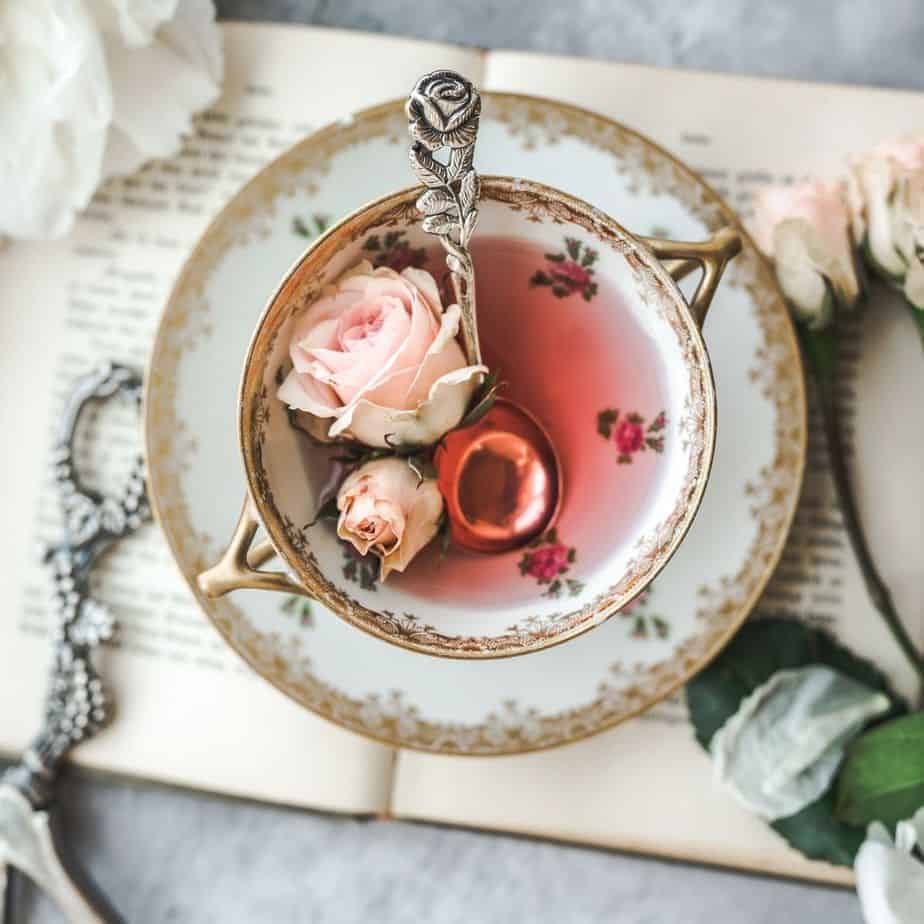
[552,259,591,288]
[614,419,645,455]
[848,138,924,309]
[752,180,860,327]
[278,261,485,447]
[526,544,570,581]
[336,457,443,580]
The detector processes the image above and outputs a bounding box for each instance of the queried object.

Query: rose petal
[855,809,924,924]
[772,220,835,327]
[354,282,442,409]
[277,368,341,418]
[360,300,467,413]
[330,364,486,447]
[862,158,907,277]
[291,315,341,374]
[405,303,470,407]
[309,295,412,402]
[380,478,444,579]
[401,265,445,312]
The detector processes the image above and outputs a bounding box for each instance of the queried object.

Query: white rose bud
[847,139,924,310]
[753,180,861,329]
[336,458,444,580]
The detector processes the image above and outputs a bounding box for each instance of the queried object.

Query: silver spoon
[406,71,562,554]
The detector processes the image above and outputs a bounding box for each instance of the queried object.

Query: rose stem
[906,302,924,351]
[802,326,924,689]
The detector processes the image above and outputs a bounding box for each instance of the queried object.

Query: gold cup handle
[640,226,742,328]
[197,495,313,600]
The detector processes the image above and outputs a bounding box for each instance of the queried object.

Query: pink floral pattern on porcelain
[619,586,669,639]
[529,236,599,301]
[518,528,584,599]
[362,230,427,273]
[597,408,666,464]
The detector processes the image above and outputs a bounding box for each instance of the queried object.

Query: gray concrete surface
[13,0,922,920]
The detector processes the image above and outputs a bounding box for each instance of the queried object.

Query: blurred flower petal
[711,665,891,820]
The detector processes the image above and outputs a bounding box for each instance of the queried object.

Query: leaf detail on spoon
[407,71,481,251]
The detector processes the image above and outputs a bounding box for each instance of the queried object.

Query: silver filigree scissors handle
[406,70,483,365]
[1,363,149,923]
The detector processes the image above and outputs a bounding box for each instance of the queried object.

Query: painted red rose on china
[597,408,667,464]
[615,418,645,455]
[526,543,570,580]
[529,236,599,301]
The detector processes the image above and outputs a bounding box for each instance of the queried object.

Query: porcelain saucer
[144,94,806,755]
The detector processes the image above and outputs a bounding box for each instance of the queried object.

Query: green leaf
[292,216,312,239]
[836,713,924,829]
[798,326,837,385]
[907,300,924,349]
[773,790,865,867]
[439,516,452,559]
[685,619,906,866]
[305,494,339,528]
[596,408,619,439]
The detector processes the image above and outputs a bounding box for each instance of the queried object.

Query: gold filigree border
[144,94,806,755]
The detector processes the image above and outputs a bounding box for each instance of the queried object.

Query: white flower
[847,139,924,310]
[0,0,222,240]
[856,808,924,924]
[710,665,890,820]
[752,180,861,328]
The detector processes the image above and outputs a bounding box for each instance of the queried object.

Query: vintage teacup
[198,177,740,659]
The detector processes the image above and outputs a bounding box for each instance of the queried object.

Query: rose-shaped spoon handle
[406,70,483,366]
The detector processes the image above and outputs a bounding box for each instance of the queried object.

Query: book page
[392,53,924,882]
[0,23,483,813]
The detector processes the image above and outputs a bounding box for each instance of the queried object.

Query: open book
[2,22,924,888]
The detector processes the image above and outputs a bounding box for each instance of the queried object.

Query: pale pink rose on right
[847,138,924,309]
[752,180,860,328]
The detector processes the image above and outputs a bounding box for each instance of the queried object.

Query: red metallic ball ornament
[436,399,562,554]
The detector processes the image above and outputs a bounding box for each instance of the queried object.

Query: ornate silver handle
[1,363,149,923]
[406,70,483,365]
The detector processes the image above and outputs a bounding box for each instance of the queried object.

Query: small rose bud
[336,457,443,580]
